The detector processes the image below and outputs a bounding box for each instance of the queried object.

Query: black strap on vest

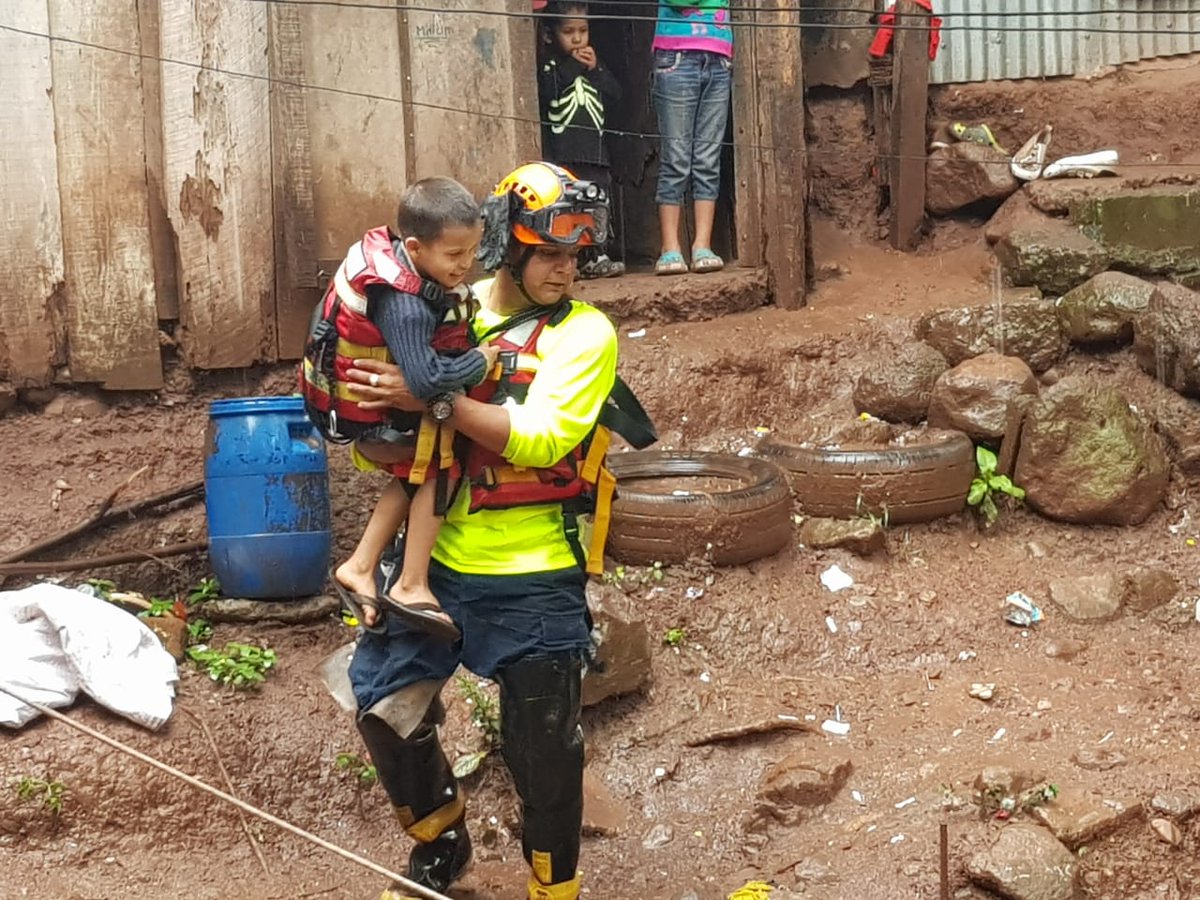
[599,376,657,449]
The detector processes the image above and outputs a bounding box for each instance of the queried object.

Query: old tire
[607,451,793,566]
[757,429,975,524]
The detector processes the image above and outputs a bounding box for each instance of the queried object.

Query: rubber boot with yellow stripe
[357,711,472,893]
[527,869,582,899]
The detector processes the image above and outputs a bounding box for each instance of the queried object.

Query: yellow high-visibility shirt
[431,286,618,575]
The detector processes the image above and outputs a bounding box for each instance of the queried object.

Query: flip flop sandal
[655,251,688,276]
[377,594,462,642]
[691,249,725,274]
[329,570,386,635]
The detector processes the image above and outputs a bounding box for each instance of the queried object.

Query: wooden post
[733,1,806,308]
[0,1,63,388]
[731,10,762,269]
[49,0,162,390]
[268,1,321,361]
[160,0,274,369]
[888,0,930,252]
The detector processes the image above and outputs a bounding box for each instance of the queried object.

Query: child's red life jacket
[299,226,474,443]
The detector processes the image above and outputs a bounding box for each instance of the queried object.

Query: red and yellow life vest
[464,302,618,575]
[300,226,474,445]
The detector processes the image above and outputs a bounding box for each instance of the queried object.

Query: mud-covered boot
[407,813,472,891]
[527,871,582,900]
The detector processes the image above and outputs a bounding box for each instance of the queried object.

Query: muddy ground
[4,65,1200,900]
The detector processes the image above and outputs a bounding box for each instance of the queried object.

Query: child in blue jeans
[651,0,733,276]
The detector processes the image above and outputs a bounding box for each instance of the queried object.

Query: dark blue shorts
[349,559,591,712]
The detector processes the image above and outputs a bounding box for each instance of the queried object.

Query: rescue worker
[343,162,648,900]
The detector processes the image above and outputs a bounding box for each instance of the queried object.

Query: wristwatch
[427,393,456,424]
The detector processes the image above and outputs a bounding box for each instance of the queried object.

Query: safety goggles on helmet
[514,179,610,246]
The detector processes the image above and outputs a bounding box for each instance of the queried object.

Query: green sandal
[655,251,688,276]
[691,248,725,274]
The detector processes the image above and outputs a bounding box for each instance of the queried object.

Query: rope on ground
[0,685,452,900]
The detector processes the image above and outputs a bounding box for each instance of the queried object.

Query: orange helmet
[495,162,609,247]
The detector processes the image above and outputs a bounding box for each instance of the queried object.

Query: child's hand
[477,343,501,372]
[572,47,597,69]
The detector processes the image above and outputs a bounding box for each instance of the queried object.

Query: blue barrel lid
[209,395,307,417]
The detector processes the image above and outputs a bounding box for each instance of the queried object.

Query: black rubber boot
[357,710,472,891]
[496,653,585,889]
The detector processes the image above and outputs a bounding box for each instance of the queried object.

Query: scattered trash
[753,426,771,436]
[642,822,673,850]
[952,121,1006,154]
[988,727,1006,743]
[1188,538,1197,548]
[653,766,668,780]
[737,447,755,457]
[1011,123,1052,181]
[699,671,711,684]
[821,719,851,737]
[1195,599,1200,623]
[889,833,907,845]
[825,615,838,634]
[969,683,996,701]
[851,789,866,804]
[49,478,71,512]
[820,565,854,593]
[727,881,774,900]
[894,796,916,810]
[1042,149,1119,179]
[1004,591,1043,627]
[672,489,691,497]
[1098,730,1114,744]
[627,328,647,339]
[1168,510,1190,535]
[955,649,977,663]
[685,586,704,600]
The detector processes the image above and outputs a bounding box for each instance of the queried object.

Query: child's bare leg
[335,478,411,625]
[386,478,451,624]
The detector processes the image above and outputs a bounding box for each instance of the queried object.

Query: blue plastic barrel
[204,397,331,598]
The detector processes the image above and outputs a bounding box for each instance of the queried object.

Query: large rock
[994,223,1111,295]
[1071,186,1200,276]
[927,354,1038,440]
[853,342,948,423]
[1014,379,1170,525]
[583,583,652,707]
[1152,391,1200,474]
[1031,791,1142,850]
[798,518,885,555]
[965,825,1078,900]
[1133,283,1200,398]
[1058,272,1158,344]
[1049,573,1122,622]
[757,748,852,821]
[1122,567,1180,613]
[916,298,1066,374]
[926,143,1019,215]
[985,191,1048,245]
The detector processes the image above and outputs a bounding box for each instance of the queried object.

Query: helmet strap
[504,244,538,304]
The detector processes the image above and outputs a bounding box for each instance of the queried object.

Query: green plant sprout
[663,627,686,648]
[452,677,502,778]
[967,446,1025,526]
[334,752,378,788]
[187,577,221,605]
[137,597,176,619]
[15,776,65,816]
[186,642,277,689]
[185,618,213,645]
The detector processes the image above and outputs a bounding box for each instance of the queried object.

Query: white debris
[894,797,916,810]
[825,615,838,634]
[699,671,711,684]
[969,683,996,701]
[889,834,906,845]
[821,719,851,736]
[989,728,1007,743]
[685,586,704,601]
[627,328,647,339]
[820,565,854,593]
[851,790,866,804]
[955,650,977,663]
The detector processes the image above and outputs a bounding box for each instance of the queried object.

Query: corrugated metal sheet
[930,0,1200,84]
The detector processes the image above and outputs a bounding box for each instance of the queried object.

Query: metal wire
[6,21,1200,171]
